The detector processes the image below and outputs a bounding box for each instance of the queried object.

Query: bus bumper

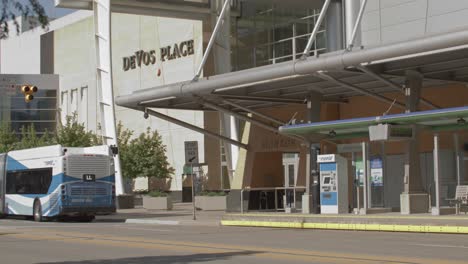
[60,206,116,215]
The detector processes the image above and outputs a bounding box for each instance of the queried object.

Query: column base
[400,193,429,214]
[302,194,320,214]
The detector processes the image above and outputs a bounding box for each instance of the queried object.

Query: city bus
[0,145,116,222]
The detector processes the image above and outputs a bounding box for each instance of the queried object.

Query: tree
[1,0,49,39]
[118,124,174,180]
[0,123,18,153]
[54,114,102,147]
[14,124,52,150]
[117,122,137,179]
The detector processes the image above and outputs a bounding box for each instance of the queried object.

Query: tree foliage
[54,114,102,147]
[0,114,101,152]
[0,123,17,153]
[118,123,174,179]
[1,0,49,39]
[14,124,52,150]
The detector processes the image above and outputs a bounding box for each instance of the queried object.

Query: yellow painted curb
[221,220,468,234]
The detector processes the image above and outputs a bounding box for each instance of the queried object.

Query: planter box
[117,194,135,209]
[195,196,227,211]
[143,196,173,210]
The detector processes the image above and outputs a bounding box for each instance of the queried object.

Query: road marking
[113,225,174,232]
[4,229,466,264]
[412,243,468,249]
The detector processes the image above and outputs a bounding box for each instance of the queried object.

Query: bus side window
[6,172,16,194]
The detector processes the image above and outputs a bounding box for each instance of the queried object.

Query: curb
[125,219,180,225]
[221,220,468,234]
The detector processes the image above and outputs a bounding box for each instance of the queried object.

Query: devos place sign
[122,39,195,71]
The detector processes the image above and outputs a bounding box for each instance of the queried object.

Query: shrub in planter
[143,191,172,210]
[195,191,227,211]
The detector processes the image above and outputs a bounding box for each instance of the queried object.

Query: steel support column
[347,0,367,50]
[303,0,332,57]
[94,0,124,195]
[194,0,230,80]
[305,94,322,214]
[432,133,441,215]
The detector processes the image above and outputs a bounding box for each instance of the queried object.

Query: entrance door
[283,153,299,209]
[0,154,6,214]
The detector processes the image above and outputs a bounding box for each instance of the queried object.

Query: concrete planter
[195,196,227,211]
[117,194,135,209]
[143,196,173,210]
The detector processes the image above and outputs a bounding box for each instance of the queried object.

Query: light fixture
[457,118,466,125]
[329,130,337,137]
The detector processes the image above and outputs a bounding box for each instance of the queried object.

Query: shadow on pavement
[94,213,194,223]
[37,251,261,264]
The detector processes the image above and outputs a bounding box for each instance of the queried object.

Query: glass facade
[0,86,57,135]
[231,1,327,71]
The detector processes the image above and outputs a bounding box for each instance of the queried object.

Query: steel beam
[221,99,285,126]
[194,0,231,80]
[356,65,440,109]
[216,94,306,104]
[347,0,367,50]
[317,71,406,110]
[302,0,332,57]
[145,108,248,149]
[200,99,280,134]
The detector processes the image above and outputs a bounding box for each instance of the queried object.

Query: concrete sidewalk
[96,203,224,226]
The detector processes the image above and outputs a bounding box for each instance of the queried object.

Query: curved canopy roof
[115,27,468,113]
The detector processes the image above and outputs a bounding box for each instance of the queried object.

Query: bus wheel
[33,200,43,222]
[79,215,95,222]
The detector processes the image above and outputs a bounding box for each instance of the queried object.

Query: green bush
[147,190,168,197]
[198,191,226,197]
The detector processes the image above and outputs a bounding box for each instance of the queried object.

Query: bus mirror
[110,145,119,156]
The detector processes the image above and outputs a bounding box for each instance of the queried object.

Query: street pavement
[0,204,468,264]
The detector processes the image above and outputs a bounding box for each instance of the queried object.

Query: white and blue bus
[0,145,116,222]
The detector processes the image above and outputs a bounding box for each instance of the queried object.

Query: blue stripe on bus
[6,156,28,170]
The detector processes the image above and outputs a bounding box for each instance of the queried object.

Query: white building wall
[54,13,204,192]
[0,11,92,74]
[361,0,468,47]
[1,11,204,192]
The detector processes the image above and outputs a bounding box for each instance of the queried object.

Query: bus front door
[0,154,6,215]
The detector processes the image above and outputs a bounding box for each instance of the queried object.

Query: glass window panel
[10,110,56,121]
[6,98,57,110]
[6,168,53,194]
[274,41,293,60]
[288,164,295,187]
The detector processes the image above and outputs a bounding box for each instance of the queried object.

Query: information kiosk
[318,154,348,214]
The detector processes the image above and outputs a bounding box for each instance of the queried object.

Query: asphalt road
[0,217,467,264]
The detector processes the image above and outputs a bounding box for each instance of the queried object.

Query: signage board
[317,154,336,163]
[184,141,199,165]
[370,157,383,187]
[355,159,364,187]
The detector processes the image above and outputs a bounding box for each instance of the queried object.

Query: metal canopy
[115,27,468,113]
[279,106,468,140]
